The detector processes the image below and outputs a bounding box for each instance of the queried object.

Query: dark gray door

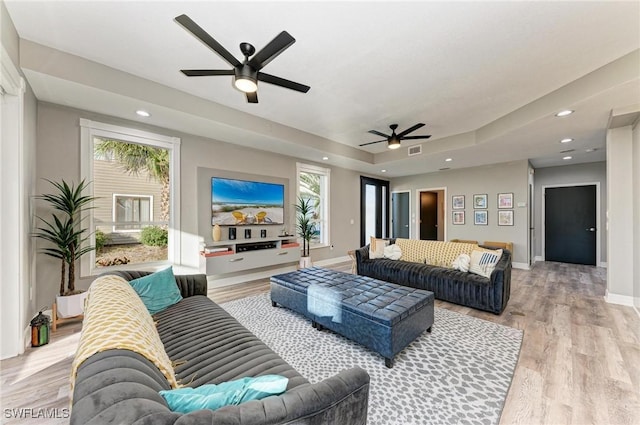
[392,192,410,238]
[420,191,438,240]
[545,185,596,265]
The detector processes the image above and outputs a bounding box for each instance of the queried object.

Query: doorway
[360,177,390,246]
[543,184,598,266]
[417,189,445,241]
[391,191,410,239]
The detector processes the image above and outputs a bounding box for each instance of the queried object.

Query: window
[113,194,153,231]
[297,163,330,248]
[80,119,180,275]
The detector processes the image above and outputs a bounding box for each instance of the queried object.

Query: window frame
[80,119,181,276]
[296,163,330,249]
[112,193,154,232]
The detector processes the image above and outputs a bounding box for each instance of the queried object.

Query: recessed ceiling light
[136,110,150,117]
[445,158,453,162]
[563,156,573,160]
[381,169,387,173]
[555,110,574,117]
[560,138,573,143]
[322,156,329,161]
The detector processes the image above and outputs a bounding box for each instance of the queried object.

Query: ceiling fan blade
[359,139,387,147]
[258,73,310,93]
[248,31,296,71]
[401,135,432,140]
[397,123,426,138]
[175,14,242,67]
[181,69,235,76]
[246,92,258,103]
[368,130,390,138]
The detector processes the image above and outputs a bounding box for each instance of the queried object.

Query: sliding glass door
[360,176,390,246]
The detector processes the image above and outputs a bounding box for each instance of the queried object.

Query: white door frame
[391,190,411,239]
[415,187,447,241]
[541,182,601,266]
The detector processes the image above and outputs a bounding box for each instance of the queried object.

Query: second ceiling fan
[175,14,310,103]
[360,123,431,149]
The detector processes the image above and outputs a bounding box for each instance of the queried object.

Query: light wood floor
[1,261,638,424]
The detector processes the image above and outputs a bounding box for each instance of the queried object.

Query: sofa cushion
[469,249,502,278]
[129,266,183,314]
[383,244,402,260]
[452,253,471,272]
[395,239,477,268]
[369,236,389,259]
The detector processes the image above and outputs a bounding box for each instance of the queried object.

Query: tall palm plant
[95,140,170,222]
[295,196,320,258]
[33,180,97,295]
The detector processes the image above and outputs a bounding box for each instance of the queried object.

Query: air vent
[439,167,450,171]
[408,145,422,156]
[560,149,575,153]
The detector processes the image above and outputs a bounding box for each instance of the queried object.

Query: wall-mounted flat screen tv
[211,177,284,225]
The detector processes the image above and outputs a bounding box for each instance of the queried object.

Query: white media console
[199,236,301,275]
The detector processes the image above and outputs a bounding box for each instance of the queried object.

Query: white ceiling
[4,1,640,177]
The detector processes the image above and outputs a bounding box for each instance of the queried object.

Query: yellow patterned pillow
[395,239,478,268]
[70,275,179,400]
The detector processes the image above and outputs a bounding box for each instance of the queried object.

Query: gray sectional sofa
[71,271,370,425]
[355,240,512,314]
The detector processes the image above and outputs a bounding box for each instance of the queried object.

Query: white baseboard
[604,290,634,307]
[598,262,607,268]
[512,262,530,270]
[314,255,352,267]
[22,325,30,352]
[206,264,298,289]
[535,256,543,262]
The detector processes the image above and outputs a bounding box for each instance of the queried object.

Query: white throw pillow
[369,236,389,259]
[383,244,402,260]
[469,249,503,278]
[451,253,471,272]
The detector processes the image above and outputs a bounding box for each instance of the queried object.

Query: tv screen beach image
[211,177,284,225]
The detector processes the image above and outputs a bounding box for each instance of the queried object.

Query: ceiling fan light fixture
[234,76,257,93]
[388,138,401,149]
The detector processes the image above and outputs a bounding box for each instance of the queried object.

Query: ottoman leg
[385,357,393,368]
[271,301,277,307]
[312,321,317,329]
[427,326,432,333]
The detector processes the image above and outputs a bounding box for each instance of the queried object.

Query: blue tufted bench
[270,267,434,368]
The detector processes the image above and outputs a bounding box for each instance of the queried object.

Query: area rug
[222,293,523,425]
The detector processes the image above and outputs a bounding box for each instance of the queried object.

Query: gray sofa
[355,241,512,314]
[71,271,370,425]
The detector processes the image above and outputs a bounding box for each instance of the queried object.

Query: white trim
[313,255,352,267]
[534,255,543,263]
[207,265,298,289]
[80,120,181,276]
[414,187,448,241]
[1,46,22,96]
[598,262,607,268]
[391,190,411,239]
[604,290,634,307]
[541,182,600,266]
[512,262,530,270]
[296,162,331,248]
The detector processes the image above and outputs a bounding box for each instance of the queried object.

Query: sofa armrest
[102,271,207,298]
[354,245,370,274]
[176,367,370,425]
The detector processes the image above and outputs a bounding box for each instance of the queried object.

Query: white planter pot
[299,256,313,269]
[56,292,88,318]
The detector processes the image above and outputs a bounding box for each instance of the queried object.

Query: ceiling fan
[175,14,310,103]
[360,123,431,149]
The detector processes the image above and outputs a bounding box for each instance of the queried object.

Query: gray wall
[633,123,640,308]
[35,102,363,308]
[533,162,607,263]
[391,160,530,265]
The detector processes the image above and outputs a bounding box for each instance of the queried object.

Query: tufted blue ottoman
[270,267,434,368]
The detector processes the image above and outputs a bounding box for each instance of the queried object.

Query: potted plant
[295,196,319,268]
[33,179,97,318]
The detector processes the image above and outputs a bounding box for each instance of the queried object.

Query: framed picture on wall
[498,192,513,209]
[473,194,488,209]
[452,211,465,225]
[452,195,465,210]
[498,210,514,226]
[474,210,488,225]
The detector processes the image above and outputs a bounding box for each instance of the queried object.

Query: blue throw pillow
[159,375,289,414]
[128,267,183,315]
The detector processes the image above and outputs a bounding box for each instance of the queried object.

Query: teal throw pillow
[128,266,183,315]
[159,375,289,414]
